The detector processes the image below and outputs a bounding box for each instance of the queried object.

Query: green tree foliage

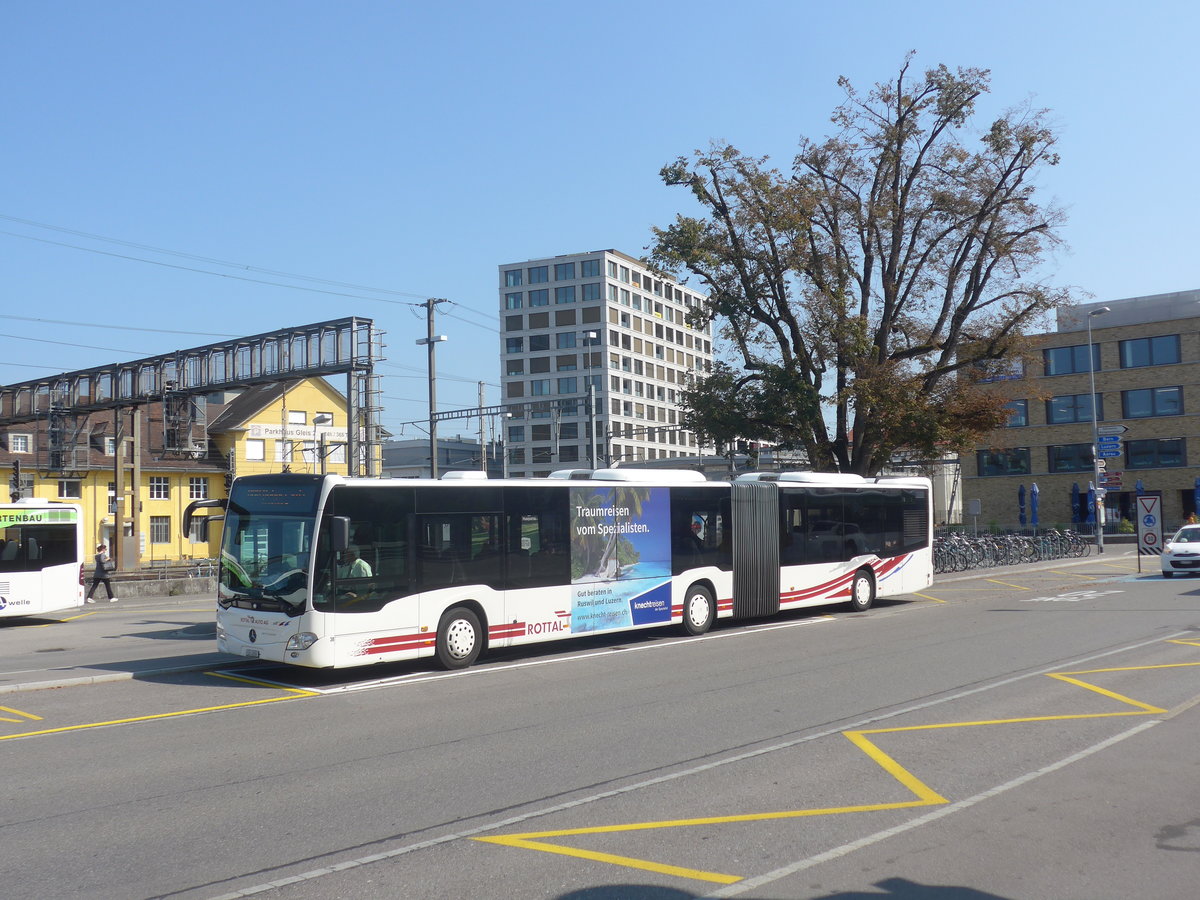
[652,56,1071,475]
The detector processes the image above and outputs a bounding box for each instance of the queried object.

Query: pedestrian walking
[86,543,118,603]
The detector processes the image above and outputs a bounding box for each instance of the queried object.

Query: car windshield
[1171,527,1200,543]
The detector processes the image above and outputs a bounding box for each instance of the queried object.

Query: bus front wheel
[847,569,875,612]
[436,607,483,669]
[681,584,715,636]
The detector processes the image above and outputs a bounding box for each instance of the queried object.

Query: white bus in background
[188,469,933,670]
[0,499,86,618]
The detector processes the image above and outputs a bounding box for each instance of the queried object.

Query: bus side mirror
[332,516,351,552]
[183,498,226,542]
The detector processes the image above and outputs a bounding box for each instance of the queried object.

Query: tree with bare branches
[652,56,1072,475]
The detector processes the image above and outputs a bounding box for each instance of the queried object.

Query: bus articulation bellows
[191,469,933,670]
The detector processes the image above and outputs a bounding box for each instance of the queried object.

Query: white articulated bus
[0,499,86,618]
[189,469,932,670]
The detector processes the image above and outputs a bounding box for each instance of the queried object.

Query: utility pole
[478,382,487,473]
[416,299,448,479]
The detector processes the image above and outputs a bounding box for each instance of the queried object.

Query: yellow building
[2,378,353,569]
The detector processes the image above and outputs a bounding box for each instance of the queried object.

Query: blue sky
[4,1,1197,439]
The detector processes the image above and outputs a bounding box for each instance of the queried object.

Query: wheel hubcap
[445,619,476,658]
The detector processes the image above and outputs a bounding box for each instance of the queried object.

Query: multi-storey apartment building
[498,250,715,478]
[964,288,1200,531]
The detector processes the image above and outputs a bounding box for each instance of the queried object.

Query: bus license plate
[243,648,261,658]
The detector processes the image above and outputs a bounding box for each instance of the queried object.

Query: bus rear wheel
[436,607,483,669]
[847,569,875,612]
[681,584,715,636]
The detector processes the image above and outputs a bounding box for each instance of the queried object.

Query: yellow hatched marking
[0,672,316,741]
[911,592,945,603]
[1,705,43,723]
[476,642,1199,885]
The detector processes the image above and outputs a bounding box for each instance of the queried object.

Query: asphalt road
[3,548,1198,900]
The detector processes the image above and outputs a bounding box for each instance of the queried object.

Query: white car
[1161,525,1200,577]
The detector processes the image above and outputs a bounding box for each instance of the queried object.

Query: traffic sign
[1097,434,1122,446]
[1097,425,1129,435]
[1098,448,1123,458]
[1136,495,1162,557]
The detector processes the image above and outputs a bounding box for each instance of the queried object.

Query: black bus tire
[436,606,483,669]
[847,568,875,612]
[681,584,715,636]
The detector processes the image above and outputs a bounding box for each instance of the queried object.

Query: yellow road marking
[476,642,1199,884]
[0,672,316,741]
[985,578,1029,589]
[0,705,43,723]
[911,591,945,603]
[1046,570,1098,579]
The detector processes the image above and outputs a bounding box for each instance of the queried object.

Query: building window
[1127,438,1184,469]
[976,448,1031,477]
[505,269,522,287]
[1047,444,1094,473]
[508,447,526,464]
[245,439,266,461]
[556,332,577,349]
[582,283,602,301]
[528,289,549,307]
[507,382,525,399]
[528,266,549,284]
[554,262,575,280]
[581,259,601,278]
[528,311,550,329]
[560,422,579,440]
[149,476,170,499]
[555,286,576,304]
[505,314,523,332]
[557,377,578,394]
[7,433,31,453]
[1043,344,1099,376]
[189,477,209,500]
[150,515,171,544]
[1119,334,1180,368]
[532,447,553,463]
[529,357,551,374]
[529,335,550,352]
[1046,393,1102,424]
[506,359,525,375]
[505,292,522,309]
[531,379,551,396]
[559,446,580,462]
[287,410,306,425]
[607,261,618,278]
[531,424,552,441]
[105,437,116,455]
[505,337,524,354]
[556,355,577,371]
[1123,386,1182,418]
[507,425,524,442]
[58,479,82,499]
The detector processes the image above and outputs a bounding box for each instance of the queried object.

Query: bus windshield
[218,477,323,614]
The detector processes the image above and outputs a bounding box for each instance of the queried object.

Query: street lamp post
[1088,306,1111,554]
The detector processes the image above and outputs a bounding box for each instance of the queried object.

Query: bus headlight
[285,632,318,651]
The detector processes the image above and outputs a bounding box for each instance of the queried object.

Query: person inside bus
[337,544,373,579]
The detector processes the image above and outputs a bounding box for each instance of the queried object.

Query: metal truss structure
[0,316,384,477]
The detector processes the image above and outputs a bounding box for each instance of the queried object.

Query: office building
[964,288,1200,531]
[498,250,716,477]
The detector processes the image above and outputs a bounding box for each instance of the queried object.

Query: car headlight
[285,632,318,651]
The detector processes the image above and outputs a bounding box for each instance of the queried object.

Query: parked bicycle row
[934,530,1092,573]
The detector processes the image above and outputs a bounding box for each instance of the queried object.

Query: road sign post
[1135,495,1162,574]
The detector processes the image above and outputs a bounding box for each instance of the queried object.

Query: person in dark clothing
[86,543,118,603]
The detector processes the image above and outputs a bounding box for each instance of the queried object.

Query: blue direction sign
[1097,434,1122,445]
[1098,448,1123,458]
